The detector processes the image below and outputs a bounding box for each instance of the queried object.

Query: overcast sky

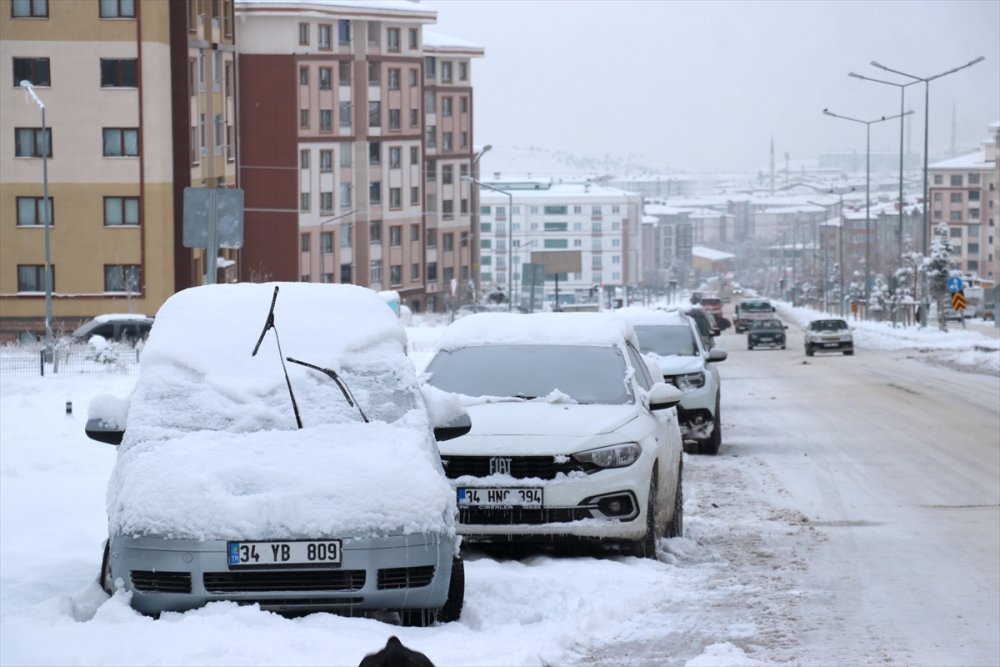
[423,0,1000,173]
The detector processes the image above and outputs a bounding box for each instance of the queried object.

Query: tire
[99,539,113,595]
[805,344,814,357]
[400,556,464,626]
[699,398,722,456]
[627,475,657,559]
[747,343,754,350]
[664,461,684,538]
[844,350,854,356]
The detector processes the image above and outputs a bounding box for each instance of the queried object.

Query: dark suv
[70,315,154,343]
[667,306,720,351]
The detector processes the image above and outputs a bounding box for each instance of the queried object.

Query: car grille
[441,455,598,479]
[130,570,192,594]
[377,565,436,590]
[248,597,364,609]
[460,506,593,525]
[203,570,366,593]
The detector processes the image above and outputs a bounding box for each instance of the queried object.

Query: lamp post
[823,108,913,312]
[870,56,985,326]
[463,175,513,311]
[469,145,492,308]
[19,81,52,355]
[847,72,920,268]
[318,208,359,283]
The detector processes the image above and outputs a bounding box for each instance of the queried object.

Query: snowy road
[1,322,997,666]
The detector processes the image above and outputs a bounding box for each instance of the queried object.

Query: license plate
[227,540,342,569]
[458,487,543,508]
[822,342,839,347]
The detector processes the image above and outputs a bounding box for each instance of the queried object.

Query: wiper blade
[251,286,303,430]
[512,394,538,400]
[286,357,370,423]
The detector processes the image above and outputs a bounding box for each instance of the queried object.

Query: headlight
[572,443,641,469]
[673,372,705,390]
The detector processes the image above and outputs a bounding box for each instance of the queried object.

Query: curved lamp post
[470,144,492,306]
[463,175,512,311]
[19,81,52,355]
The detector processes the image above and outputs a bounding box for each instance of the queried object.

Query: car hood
[450,401,637,440]
[647,354,704,376]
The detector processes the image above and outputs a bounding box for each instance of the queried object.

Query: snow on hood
[451,401,637,439]
[644,352,704,376]
[107,282,455,540]
[436,312,639,351]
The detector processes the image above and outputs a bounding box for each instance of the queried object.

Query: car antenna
[286,357,370,423]
[251,285,303,429]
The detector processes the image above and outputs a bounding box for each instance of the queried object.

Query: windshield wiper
[251,286,303,430]
[512,393,538,400]
[286,357,370,423]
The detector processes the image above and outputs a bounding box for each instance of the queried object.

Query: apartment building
[476,179,642,307]
[235,1,482,313]
[0,0,237,341]
[928,123,1000,283]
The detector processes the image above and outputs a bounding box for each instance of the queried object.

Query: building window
[318,24,332,49]
[411,186,419,205]
[320,109,332,131]
[968,243,980,254]
[300,149,310,169]
[340,264,352,283]
[411,224,420,242]
[300,109,309,128]
[369,181,381,204]
[390,264,402,285]
[544,239,568,249]
[12,0,48,17]
[442,96,452,116]
[340,147,352,168]
[320,149,333,172]
[389,187,402,209]
[442,132,452,151]
[301,233,310,252]
[339,61,351,85]
[409,28,418,49]
[409,69,418,87]
[320,192,333,212]
[426,125,436,149]
[441,61,452,83]
[442,165,453,184]
[933,174,943,185]
[389,146,401,168]
[100,58,137,87]
[369,220,382,244]
[950,211,962,222]
[370,259,382,283]
[300,192,310,211]
[442,199,454,218]
[368,101,380,127]
[950,175,963,187]
[390,225,402,246]
[341,222,352,246]
[338,19,351,45]
[17,265,52,292]
[104,196,139,226]
[16,196,53,226]
[100,0,135,18]
[103,128,138,156]
[319,67,332,89]
[369,141,381,165]
[299,66,308,86]
[389,108,400,130]
[387,28,400,52]
[427,261,437,282]
[950,192,963,203]
[410,108,418,127]
[13,57,49,86]
[388,68,400,90]
[368,62,380,86]
[322,231,334,253]
[339,183,352,209]
[321,273,334,283]
[969,173,981,185]
[443,233,454,252]
[411,262,420,281]
[426,230,437,248]
[298,22,309,45]
[460,131,468,148]
[459,62,467,81]
[104,264,141,293]
[339,101,351,128]
[425,56,436,79]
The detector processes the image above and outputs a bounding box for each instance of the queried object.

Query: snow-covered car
[618,308,727,455]
[804,318,854,356]
[422,312,684,558]
[69,314,154,343]
[747,318,787,350]
[84,283,468,625]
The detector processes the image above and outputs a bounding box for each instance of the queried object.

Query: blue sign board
[947,276,964,294]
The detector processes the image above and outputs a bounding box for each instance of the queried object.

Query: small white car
[423,312,685,558]
[617,308,727,455]
[804,318,854,356]
[85,283,467,625]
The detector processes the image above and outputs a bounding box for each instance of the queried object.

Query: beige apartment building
[0,0,238,341]
[928,122,1000,284]
[235,1,483,313]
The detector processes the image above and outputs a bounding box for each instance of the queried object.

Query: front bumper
[108,533,455,616]
[807,337,853,351]
[748,334,785,347]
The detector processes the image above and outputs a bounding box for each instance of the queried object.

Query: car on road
[747,318,787,350]
[423,312,685,558]
[618,308,727,456]
[85,283,467,625]
[804,318,854,356]
[70,314,154,343]
[734,298,776,333]
[668,305,720,350]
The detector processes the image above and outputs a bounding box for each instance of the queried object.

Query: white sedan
[423,312,685,558]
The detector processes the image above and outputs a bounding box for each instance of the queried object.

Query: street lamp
[462,175,513,311]
[19,81,52,355]
[823,108,913,312]
[847,71,920,267]
[319,208,359,283]
[470,144,492,307]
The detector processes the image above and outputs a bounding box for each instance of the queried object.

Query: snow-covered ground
[1,304,997,666]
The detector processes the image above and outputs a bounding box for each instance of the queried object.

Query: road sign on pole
[947,276,964,294]
[951,290,967,311]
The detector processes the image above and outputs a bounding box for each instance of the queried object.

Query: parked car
[671,305,721,350]
[85,283,467,625]
[747,318,787,350]
[70,314,154,343]
[733,298,776,333]
[618,308,727,456]
[422,312,685,558]
[804,317,854,356]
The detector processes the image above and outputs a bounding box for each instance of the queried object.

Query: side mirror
[434,412,472,442]
[706,349,728,363]
[85,394,129,446]
[784,325,789,330]
[85,419,124,445]
[647,382,683,411]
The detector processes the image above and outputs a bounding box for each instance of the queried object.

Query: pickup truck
[734,298,776,333]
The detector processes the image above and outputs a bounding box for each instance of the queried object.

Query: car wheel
[437,556,465,623]
[780,343,786,349]
[664,462,683,538]
[627,475,657,559]
[699,399,722,456]
[399,607,438,628]
[747,343,754,350]
[805,344,814,357]
[844,349,854,356]
[99,539,113,595]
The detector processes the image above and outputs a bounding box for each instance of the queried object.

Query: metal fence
[0,343,142,377]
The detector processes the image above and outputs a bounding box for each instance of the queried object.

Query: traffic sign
[951,290,967,311]
[947,276,964,293]
[850,302,859,314]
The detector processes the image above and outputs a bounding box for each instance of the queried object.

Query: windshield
[634,325,698,356]
[740,301,771,313]
[810,320,848,332]
[425,344,632,404]
[752,320,783,330]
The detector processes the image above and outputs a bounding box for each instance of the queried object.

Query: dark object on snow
[358,636,436,667]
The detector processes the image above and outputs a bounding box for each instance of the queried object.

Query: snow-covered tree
[868,274,889,320]
[923,222,957,331]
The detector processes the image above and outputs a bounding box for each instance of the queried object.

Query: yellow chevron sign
[951,290,967,311]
